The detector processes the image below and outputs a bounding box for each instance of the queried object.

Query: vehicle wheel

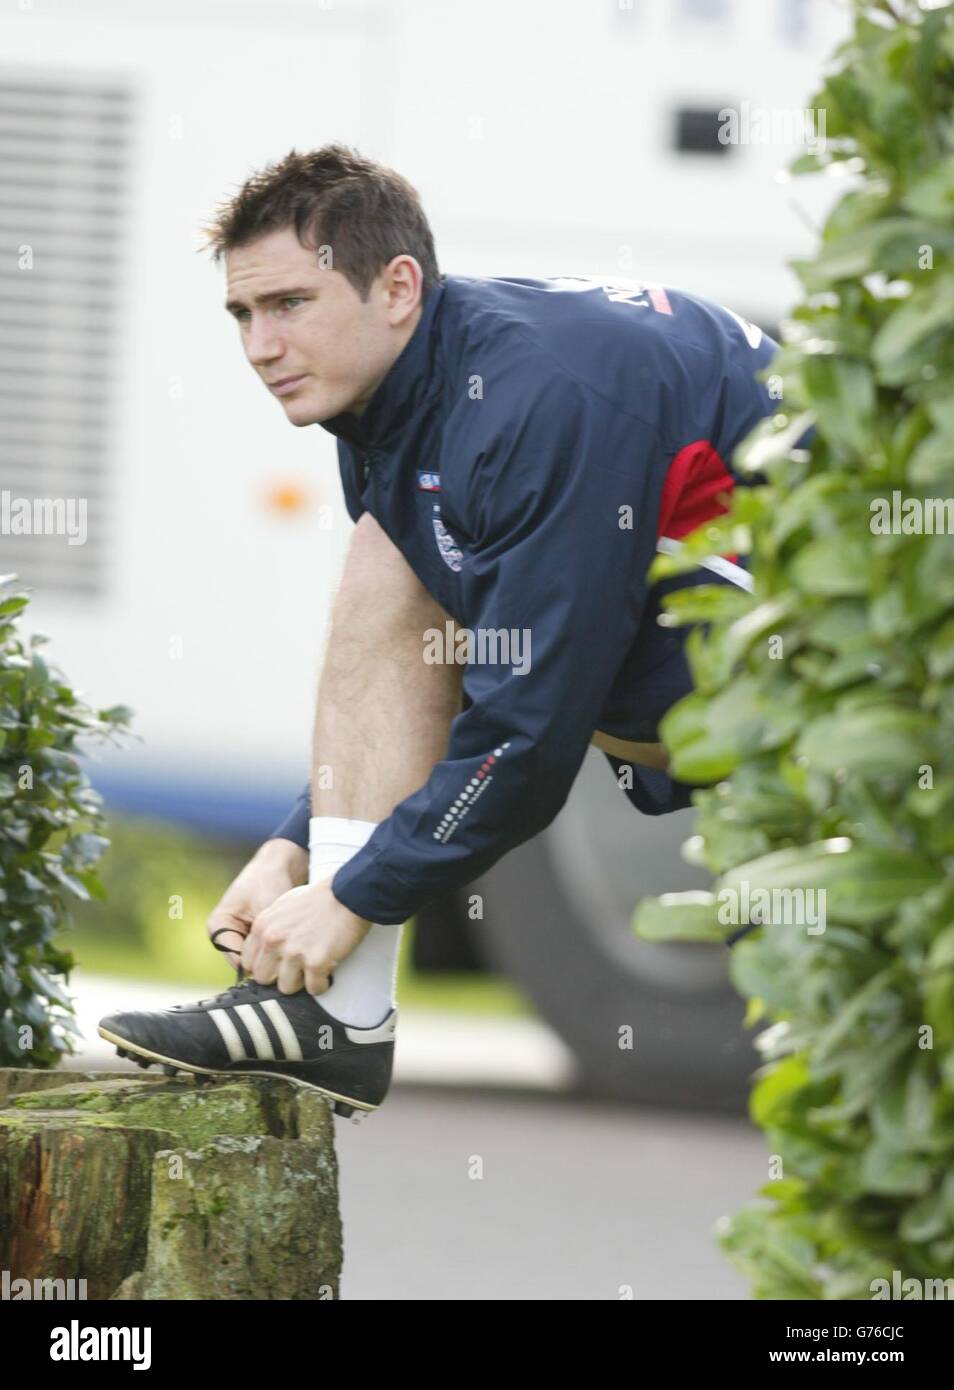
[473,749,759,1112]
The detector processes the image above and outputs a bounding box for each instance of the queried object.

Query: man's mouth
[269,375,308,396]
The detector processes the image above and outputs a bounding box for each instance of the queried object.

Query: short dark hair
[200,143,442,301]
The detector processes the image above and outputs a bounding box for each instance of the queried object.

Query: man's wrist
[256,837,309,884]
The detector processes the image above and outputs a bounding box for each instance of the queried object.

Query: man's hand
[240,877,373,995]
[206,838,308,971]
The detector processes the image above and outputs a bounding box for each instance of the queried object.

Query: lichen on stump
[0,1068,342,1300]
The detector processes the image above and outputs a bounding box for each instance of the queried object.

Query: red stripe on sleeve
[656,439,736,542]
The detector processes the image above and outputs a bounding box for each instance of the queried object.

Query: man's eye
[281,297,304,309]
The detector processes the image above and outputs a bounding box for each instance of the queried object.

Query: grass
[64,916,535,1018]
[58,811,536,1019]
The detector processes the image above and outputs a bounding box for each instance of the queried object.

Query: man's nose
[245,318,284,365]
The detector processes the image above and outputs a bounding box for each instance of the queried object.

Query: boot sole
[97,1025,379,1121]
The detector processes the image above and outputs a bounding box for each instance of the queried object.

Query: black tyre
[473,749,759,1112]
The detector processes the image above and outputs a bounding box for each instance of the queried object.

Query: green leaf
[861,1136,934,1197]
[98,704,135,725]
[795,705,937,777]
[926,924,954,971]
[27,966,72,1009]
[717,840,942,927]
[661,676,803,783]
[631,891,724,943]
[73,870,107,903]
[800,223,886,287]
[899,1187,950,1243]
[902,156,954,219]
[45,863,90,901]
[871,278,954,379]
[811,967,899,1065]
[800,355,877,454]
[750,1054,813,1128]
[789,536,870,596]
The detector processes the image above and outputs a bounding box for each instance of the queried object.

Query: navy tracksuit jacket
[269,274,780,924]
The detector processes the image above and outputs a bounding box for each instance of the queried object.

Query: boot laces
[173,933,258,1010]
[194,978,259,1008]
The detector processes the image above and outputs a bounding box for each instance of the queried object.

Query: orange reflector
[264,482,311,513]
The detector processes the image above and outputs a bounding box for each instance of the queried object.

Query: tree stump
[0,1068,342,1300]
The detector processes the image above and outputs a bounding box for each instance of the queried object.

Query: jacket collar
[320,277,447,451]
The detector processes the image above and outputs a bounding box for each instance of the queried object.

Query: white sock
[307,815,402,1028]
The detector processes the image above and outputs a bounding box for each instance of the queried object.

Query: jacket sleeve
[266,782,311,851]
[329,379,667,924]
[338,439,366,524]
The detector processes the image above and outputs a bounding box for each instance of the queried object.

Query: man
[99,144,777,1119]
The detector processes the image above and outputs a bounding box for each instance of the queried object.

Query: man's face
[225,227,421,427]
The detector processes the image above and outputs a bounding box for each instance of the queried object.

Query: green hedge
[0,575,132,1066]
[634,0,954,1298]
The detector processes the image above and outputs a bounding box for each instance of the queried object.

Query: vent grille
[0,71,135,599]
[673,106,733,156]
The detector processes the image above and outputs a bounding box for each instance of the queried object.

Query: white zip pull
[656,535,754,593]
